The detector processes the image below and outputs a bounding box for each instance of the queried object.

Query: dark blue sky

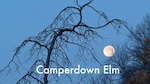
[0,0,150,83]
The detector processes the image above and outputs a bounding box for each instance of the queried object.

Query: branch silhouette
[0,0,127,84]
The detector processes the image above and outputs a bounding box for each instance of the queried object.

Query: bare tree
[125,14,150,84]
[103,14,150,84]
[0,0,126,84]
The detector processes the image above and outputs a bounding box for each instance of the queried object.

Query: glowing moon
[103,45,115,57]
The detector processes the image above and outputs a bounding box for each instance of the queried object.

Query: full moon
[103,45,115,57]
